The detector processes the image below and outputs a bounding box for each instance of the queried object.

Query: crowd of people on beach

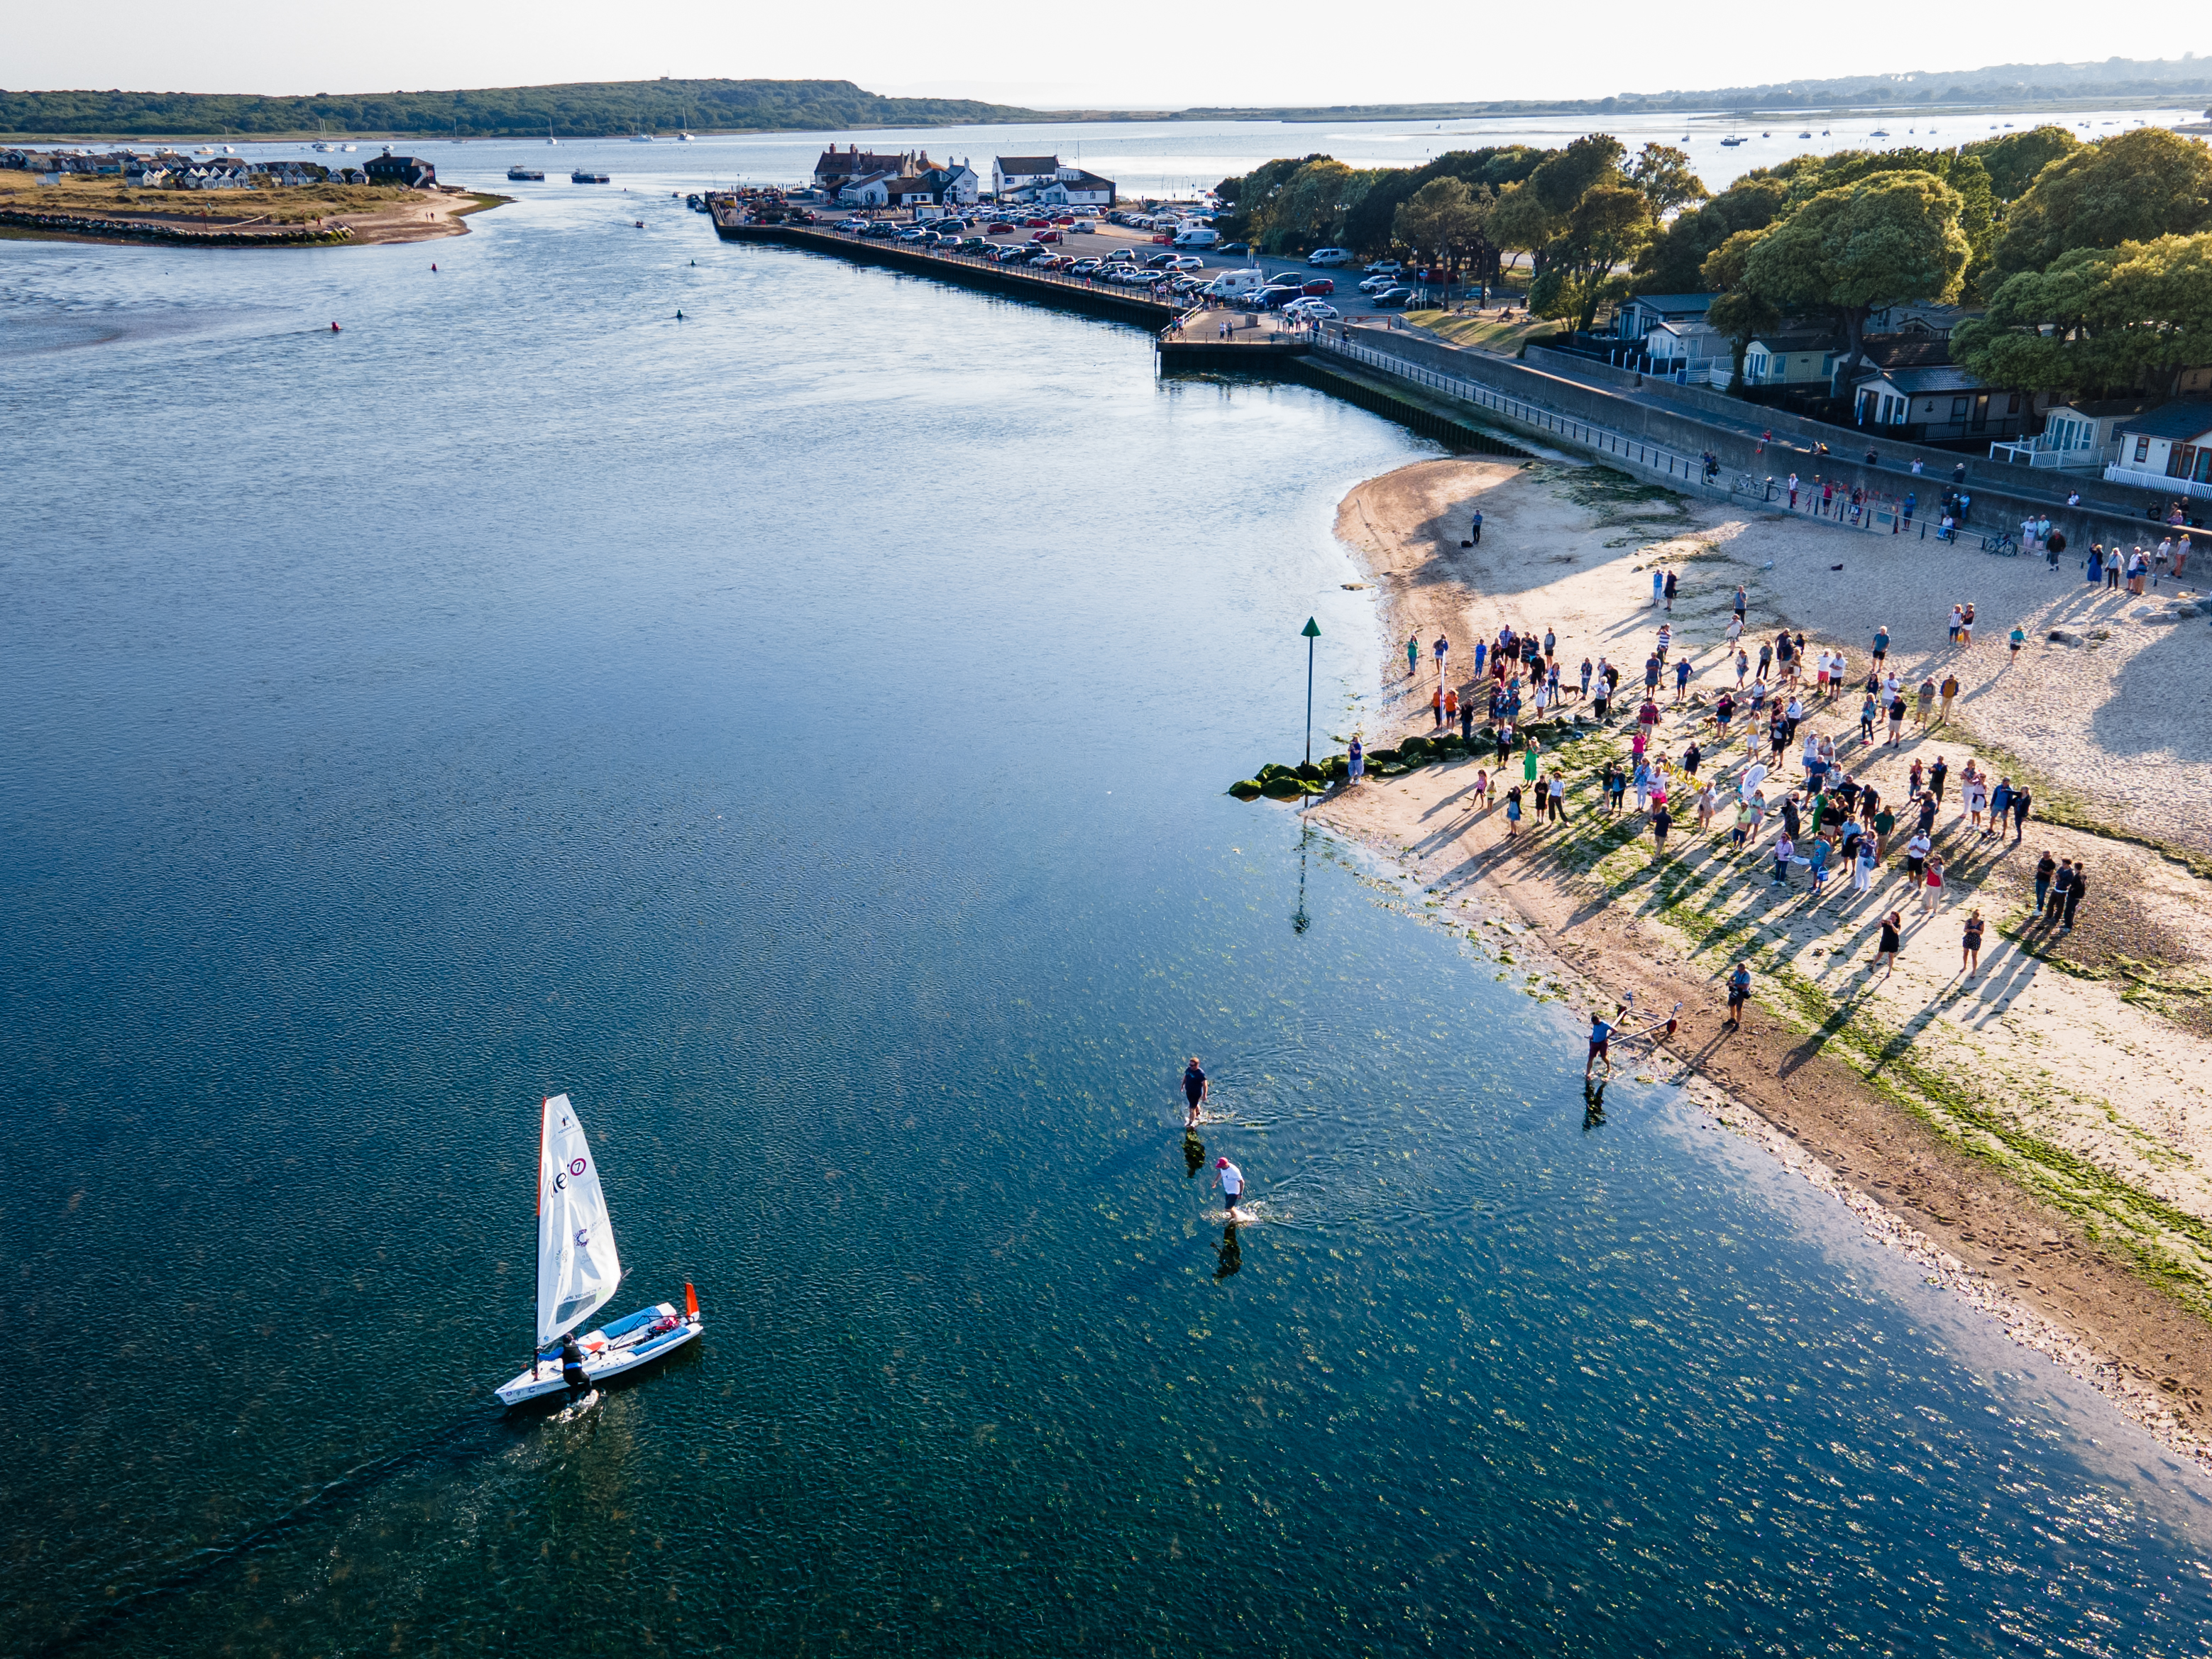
[1350,575,2097,988]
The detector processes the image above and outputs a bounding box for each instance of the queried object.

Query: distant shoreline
[0,189,508,249]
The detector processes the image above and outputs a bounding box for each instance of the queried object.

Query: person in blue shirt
[1725,961,1752,1027]
[1586,1008,1618,1079]
[1673,656,1693,702]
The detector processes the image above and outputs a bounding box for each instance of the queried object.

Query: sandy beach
[1304,454,2212,1458]
[0,180,502,246]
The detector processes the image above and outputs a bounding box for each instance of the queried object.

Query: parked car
[1072,220,1096,232]
[1372,286,1416,307]
[956,236,988,253]
[1365,259,1404,275]
[986,221,1016,233]
[1358,275,1399,294]
[1051,215,1075,226]
[1028,229,1063,244]
[1218,242,1250,255]
[1253,286,1305,310]
[1142,252,1177,269]
[1285,300,1341,321]
[1301,277,1335,295]
[1104,248,1137,264]
[1167,255,1205,271]
[840,219,870,234]
[1307,248,1353,267]
[1024,217,1050,228]
[994,243,1030,263]
[1069,256,1103,274]
[866,223,901,238]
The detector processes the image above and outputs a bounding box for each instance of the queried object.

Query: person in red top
[1638,698,1661,734]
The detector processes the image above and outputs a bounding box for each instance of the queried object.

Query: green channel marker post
[1302,617,1321,765]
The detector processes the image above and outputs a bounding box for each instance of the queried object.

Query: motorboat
[491,1094,703,1408]
[630,133,654,143]
[1719,136,1746,147]
[572,168,611,184]
[678,132,695,143]
[507,165,545,181]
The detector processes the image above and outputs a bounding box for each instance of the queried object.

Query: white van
[1307,247,1353,267]
[1203,268,1267,300]
[1173,226,1220,248]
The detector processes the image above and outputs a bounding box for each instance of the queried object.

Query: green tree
[1213,154,1331,243]
[1624,142,1709,218]
[1959,123,2084,202]
[1954,232,2212,398]
[1539,182,1654,332]
[1741,171,1969,387]
[1991,127,2212,280]
[1487,180,1562,281]
[1259,159,1377,252]
[1702,230,1779,395]
[1392,177,1494,282]
[1529,133,1627,215]
[1632,172,1790,293]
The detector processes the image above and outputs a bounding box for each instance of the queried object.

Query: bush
[1228,779,1263,800]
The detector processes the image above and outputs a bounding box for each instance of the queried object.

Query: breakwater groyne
[708,205,1179,329]
[0,206,349,247]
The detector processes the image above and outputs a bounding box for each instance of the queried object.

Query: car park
[1307,248,1353,267]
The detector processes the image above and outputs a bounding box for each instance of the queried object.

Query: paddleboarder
[1182,1057,1209,1128]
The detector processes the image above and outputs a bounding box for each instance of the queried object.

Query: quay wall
[710,216,1179,329]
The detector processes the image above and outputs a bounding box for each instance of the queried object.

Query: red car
[1052,215,1075,226]
[1301,277,1335,295]
[986,221,1016,233]
[1025,217,1050,228]
[1028,229,1063,244]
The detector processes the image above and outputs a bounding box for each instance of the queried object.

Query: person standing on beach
[1407,635,1419,678]
[1928,756,1949,807]
[1920,854,1947,915]
[1651,568,1664,607]
[2033,851,2054,913]
[1871,626,1890,667]
[2010,786,2032,842]
[1469,509,1483,545]
[1663,569,1678,612]
[1873,911,1902,977]
[2009,625,2026,662]
[1961,910,1986,976]
[2063,864,2087,930]
[1182,1058,1209,1128]
[1938,673,1959,724]
[1460,695,1474,744]
[1348,737,1364,786]
[1434,634,1450,683]
[1733,585,1748,625]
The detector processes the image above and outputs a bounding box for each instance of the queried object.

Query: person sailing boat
[558,1330,595,1408]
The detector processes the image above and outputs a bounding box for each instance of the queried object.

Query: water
[6,190,2212,1656]
[135,103,2209,202]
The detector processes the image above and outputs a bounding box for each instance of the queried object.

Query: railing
[1315,331,1958,539]
[2106,462,2212,503]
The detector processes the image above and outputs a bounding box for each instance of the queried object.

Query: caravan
[1201,268,1268,301]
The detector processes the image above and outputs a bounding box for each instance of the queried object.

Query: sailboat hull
[496,1300,703,1406]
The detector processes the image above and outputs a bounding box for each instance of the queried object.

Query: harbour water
[6,182,2212,1654]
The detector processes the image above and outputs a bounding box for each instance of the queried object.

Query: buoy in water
[430,262,437,271]
[676,309,684,319]
[330,321,341,332]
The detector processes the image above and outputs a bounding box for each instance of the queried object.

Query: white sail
[536,1093,622,1347]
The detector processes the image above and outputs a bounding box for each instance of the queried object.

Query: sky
[10,2,2206,109]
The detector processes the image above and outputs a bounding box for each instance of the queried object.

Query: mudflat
[1309,454,2212,1458]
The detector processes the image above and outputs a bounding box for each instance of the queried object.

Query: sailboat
[493,1093,703,1406]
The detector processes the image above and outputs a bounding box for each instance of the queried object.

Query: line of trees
[0,79,1040,139]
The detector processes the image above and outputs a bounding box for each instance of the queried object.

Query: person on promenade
[1873,911,1903,977]
[2063,864,2088,930]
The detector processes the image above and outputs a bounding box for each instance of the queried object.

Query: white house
[2105,402,2212,498]
[1644,319,1727,375]
[1864,301,1975,340]
[1732,331,1835,387]
[991,155,1062,200]
[1989,397,2152,471]
[1612,292,1715,344]
[838,171,900,207]
[1037,167,1115,207]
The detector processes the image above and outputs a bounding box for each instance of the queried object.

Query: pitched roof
[2116,401,2212,441]
[1749,331,1834,353]
[1627,292,1716,313]
[1870,365,1986,395]
[1052,168,1114,189]
[995,155,1059,175]
[1859,334,1951,370]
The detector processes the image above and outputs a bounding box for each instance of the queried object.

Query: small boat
[572,169,610,184]
[493,1093,704,1408]
[630,133,654,143]
[507,165,545,181]
[1798,131,1812,138]
[1869,129,1890,138]
[1719,136,1746,147]
[1761,131,1771,138]
[342,143,357,152]
[677,132,695,143]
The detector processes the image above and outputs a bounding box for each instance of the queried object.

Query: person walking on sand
[2063,864,2087,930]
[1871,625,1890,668]
[1724,961,1752,1026]
[1651,800,1673,854]
[1961,910,1986,976]
[1407,634,1420,678]
[1434,634,1450,681]
[1873,910,1903,977]
[2009,625,2026,662]
[1182,1058,1209,1128]
[1938,672,1959,724]
[1663,568,1678,612]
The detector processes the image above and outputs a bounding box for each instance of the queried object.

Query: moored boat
[572,168,610,184]
[507,165,545,181]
